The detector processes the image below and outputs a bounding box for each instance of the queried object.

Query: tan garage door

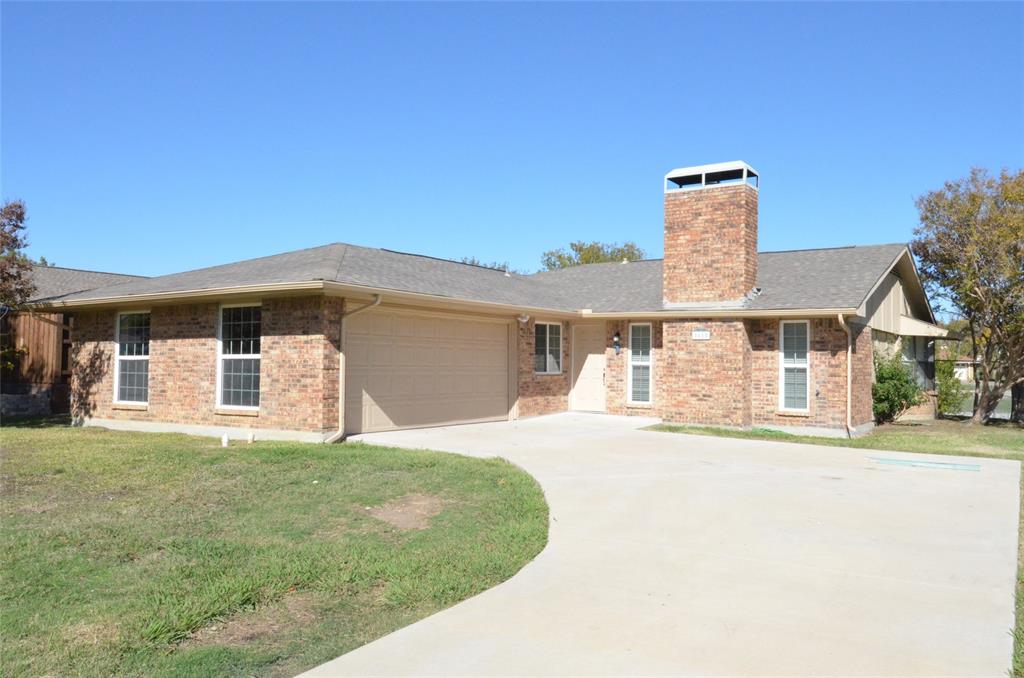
[344,307,512,434]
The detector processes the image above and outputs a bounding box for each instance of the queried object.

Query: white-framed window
[114,311,150,404]
[217,304,262,409]
[534,322,562,374]
[627,323,652,405]
[779,320,810,411]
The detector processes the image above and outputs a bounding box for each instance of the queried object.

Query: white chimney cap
[665,161,759,192]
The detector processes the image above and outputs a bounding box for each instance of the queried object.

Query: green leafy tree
[459,256,522,274]
[540,241,645,270]
[912,168,1024,424]
[1,200,34,371]
[872,354,923,424]
[1,200,34,309]
[934,359,968,417]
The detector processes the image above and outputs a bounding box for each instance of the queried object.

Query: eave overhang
[898,315,949,338]
[32,279,864,321]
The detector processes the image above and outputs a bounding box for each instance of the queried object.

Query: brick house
[38,162,945,442]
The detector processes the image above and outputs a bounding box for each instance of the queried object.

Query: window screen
[780,321,809,410]
[534,322,561,374]
[630,324,652,403]
[116,313,150,403]
[220,306,261,407]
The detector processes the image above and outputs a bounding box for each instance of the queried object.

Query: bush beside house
[935,359,968,416]
[872,354,923,423]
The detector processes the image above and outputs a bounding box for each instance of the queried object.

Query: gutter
[323,294,382,444]
[582,307,859,320]
[836,313,853,438]
[38,280,326,308]
[36,279,860,321]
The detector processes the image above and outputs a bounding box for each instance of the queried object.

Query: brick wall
[70,296,867,436]
[850,322,874,426]
[663,184,758,303]
[657,319,751,426]
[605,320,663,416]
[606,318,751,426]
[748,317,849,430]
[70,295,343,434]
[603,317,858,433]
[515,318,570,418]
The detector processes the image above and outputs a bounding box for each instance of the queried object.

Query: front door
[571,323,607,412]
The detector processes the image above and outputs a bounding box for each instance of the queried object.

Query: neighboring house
[936,341,978,384]
[1,265,146,415]
[952,359,978,384]
[36,161,946,441]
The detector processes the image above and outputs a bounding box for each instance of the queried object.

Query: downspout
[837,313,853,439]
[324,294,382,443]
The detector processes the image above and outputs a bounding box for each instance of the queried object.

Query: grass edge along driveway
[0,419,548,678]
[647,418,1024,675]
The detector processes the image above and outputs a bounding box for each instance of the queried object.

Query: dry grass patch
[185,592,320,648]
[366,493,447,530]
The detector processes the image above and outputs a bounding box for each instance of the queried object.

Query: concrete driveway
[302,413,1019,677]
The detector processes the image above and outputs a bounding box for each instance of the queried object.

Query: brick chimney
[662,161,759,306]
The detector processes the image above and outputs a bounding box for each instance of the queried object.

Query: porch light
[613,331,622,355]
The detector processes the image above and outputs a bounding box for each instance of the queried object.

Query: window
[779,320,809,411]
[115,312,150,403]
[628,323,652,404]
[218,305,261,408]
[534,322,562,374]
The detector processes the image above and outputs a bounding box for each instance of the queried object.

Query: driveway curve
[301,413,1018,677]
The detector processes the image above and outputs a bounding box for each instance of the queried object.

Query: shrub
[872,354,923,423]
[935,360,968,416]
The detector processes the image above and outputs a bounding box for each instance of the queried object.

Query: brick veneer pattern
[70,296,343,433]
[516,319,571,418]
[663,183,758,303]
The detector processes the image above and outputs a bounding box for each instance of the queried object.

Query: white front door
[571,323,607,412]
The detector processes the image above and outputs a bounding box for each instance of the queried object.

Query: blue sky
[2,2,1022,276]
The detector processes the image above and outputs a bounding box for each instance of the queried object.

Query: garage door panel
[480,323,508,342]
[345,308,511,434]
[394,316,419,337]
[368,343,394,367]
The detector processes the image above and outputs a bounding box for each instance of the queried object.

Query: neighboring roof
[42,241,913,316]
[28,265,147,302]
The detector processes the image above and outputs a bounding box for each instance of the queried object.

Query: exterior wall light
[613,331,622,355]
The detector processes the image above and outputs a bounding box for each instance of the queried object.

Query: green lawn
[0,418,548,677]
[955,392,1012,419]
[647,417,1023,459]
[648,417,1024,673]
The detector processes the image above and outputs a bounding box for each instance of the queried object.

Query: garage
[343,307,514,434]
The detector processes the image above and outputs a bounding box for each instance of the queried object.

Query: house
[952,359,978,384]
[36,162,946,441]
[1,265,146,416]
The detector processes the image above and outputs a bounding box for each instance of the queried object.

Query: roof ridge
[133,242,345,281]
[378,248,520,274]
[332,243,349,282]
[32,264,147,278]
[759,242,907,255]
